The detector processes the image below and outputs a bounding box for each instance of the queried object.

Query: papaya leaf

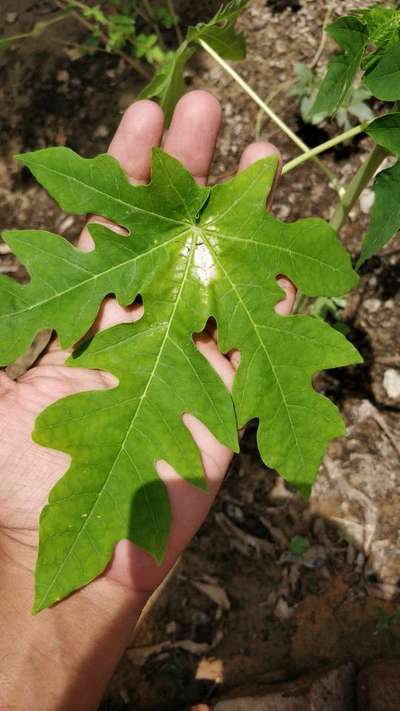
[364,41,400,101]
[356,113,400,268]
[355,5,400,71]
[366,112,400,155]
[357,159,400,268]
[0,147,361,612]
[312,17,368,116]
[186,0,247,60]
[140,0,247,124]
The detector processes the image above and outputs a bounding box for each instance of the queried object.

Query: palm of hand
[0,92,295,599]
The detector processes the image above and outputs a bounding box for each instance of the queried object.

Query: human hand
[0,90,295,709]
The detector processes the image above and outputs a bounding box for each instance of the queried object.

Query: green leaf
[364,42,400,100]
[288,535,310,558]
[366,112,400,154]
[312,17,369,116]
[355,5,400,71]
[186,0,247,61]
[1,147,361,611]
[140,0,248,123]
[139,44,195,124]
[358,159,400,267]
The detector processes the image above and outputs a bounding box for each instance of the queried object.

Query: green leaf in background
[357,159,400,268]
[312,17,368,116]
[364,41,400,101]
[357,113,400,268]
[355,4,400,71]
[140,0,248,123]
[1,147,360,611]
[186,0,247,60]
[366,112,400,155]
[0,37,11,49]
[138,44,195,124]
[288,535,310,559]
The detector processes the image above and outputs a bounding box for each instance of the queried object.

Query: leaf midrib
[37,235,196,609]
[2,231,188,323]
[22,157,190,228]
[201,232,306,468]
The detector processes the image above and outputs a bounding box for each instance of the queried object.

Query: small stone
[57,215,74,234]
[383,369,400,400]
[274,597,293,621]
[364,298,380,314]
[94,124,109,138]
[360,188,375,214]
[56,69,69,83]
[6,12,17,23]
[165,620,176,636]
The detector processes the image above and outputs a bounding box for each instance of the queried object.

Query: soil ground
[1,1,400,709]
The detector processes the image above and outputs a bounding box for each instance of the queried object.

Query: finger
[107,100,165,184]
[194,333,235,392]
[86,94,221,338]
[163,90,222,185]
[275,276,297,315]
[73,101,165,337]
[238,140,281,208]
[79,101,164,250]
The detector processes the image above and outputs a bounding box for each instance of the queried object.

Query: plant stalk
[282,123,370,176]
[199,39,341,192]
[3,13,68,44]
[329,144,389,233]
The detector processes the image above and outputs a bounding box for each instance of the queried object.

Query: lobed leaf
[0,147,361,611]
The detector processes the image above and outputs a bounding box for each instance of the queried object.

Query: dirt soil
[1,1,400,710]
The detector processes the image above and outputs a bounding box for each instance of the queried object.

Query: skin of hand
[0,90,296,710]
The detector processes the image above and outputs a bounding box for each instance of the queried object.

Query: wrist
[0,536,148,710]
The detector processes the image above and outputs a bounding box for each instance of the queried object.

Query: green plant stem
[3,13,68,44]
[309,1,334,69]
[199,39,341,193]
[282,123,369,176]
[329,144,389,233]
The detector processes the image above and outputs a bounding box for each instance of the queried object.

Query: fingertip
[174,89,222,124]
[238,141,281,173]
[164,90,222,183]
[108,99,164,182]
[275,276,297,316]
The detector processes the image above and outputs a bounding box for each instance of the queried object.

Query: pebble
[56,69,69,83]
[274,597,293,621]
[94,124,109,138]
[359,188,375,214]
[383,369,400,400]
[6,12,17,23]
[364,298,380,314]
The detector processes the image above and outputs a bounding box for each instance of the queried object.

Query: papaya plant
[1,1,400,613]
